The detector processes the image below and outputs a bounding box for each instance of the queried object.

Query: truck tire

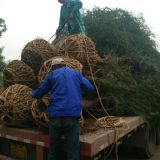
[119,125,156,159]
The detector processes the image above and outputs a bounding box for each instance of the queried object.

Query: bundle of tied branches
[0,88,5,95]
[38,56,83,83]
[31,97,84,129]
[0,84,34,127]
[56,34,100,69]
[21,38,57,74]
[3,60,37,89]
[31,97,49,128]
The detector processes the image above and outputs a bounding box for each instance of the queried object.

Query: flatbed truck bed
[0,116,146,160]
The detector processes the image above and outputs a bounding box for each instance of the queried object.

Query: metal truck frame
[0,116,158,160]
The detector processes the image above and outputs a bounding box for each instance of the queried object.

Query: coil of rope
[96,116,124,128]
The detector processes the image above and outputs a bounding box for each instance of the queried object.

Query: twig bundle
[21,38,57,74]
[31,97,49,128]
[3,60,37,89]
[56,34,100,68]
[0,84,34,127]
[0,88,5,95]
[38,56,83,83]
[31,98,85,129]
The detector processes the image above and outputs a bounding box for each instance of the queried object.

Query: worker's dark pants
[48,117,80,160]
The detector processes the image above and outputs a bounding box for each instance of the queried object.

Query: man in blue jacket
[32,58,93,160]
[56,0,86,36]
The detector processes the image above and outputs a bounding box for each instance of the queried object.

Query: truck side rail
[0,116,144,160]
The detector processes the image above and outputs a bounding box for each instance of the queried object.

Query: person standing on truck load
[32,58,94,160]
[56,0,86,36]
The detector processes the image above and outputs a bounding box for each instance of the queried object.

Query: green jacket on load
[56,0,86,35]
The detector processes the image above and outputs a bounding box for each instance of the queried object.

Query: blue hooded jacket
[32,66,93,118]
[57,0,86,35]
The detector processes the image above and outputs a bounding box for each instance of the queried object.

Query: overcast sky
[0,0,160,61]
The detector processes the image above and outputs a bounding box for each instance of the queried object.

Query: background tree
[0,18,7,87]
[84,7,159,57]
[0,18,7,38]
[0,47,5,72]
[0,18,7,71]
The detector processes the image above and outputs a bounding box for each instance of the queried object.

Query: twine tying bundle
[38,56,83,83]
[3,60,37,89]
[21,38,57,74]
[56,34,100,68]
[0,84,34,127]
[80,112,84,128]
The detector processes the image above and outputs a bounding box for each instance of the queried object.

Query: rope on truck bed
[83,38,121,160]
